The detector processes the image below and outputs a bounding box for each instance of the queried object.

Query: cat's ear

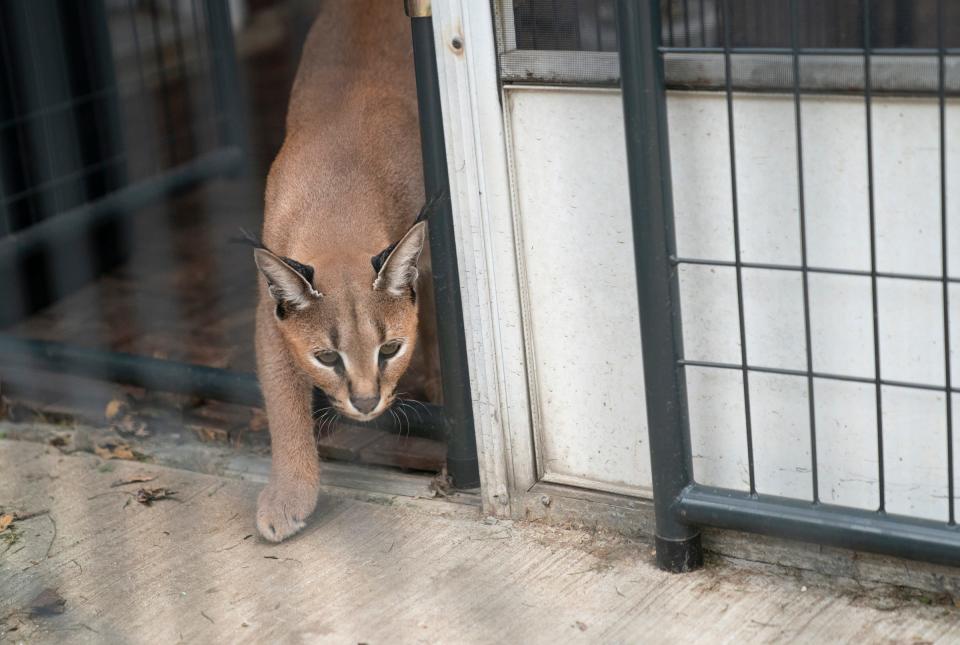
[372,221,426,297]
[254,248,321,310]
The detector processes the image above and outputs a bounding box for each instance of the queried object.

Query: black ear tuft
[282,257,315,286]
[235,228,315,285]
[231,227,267,250]
[371,241,398,274]
[415,188,447,224]
[369,190,445,274]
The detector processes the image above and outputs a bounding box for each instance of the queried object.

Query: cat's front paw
[256,480,318,542]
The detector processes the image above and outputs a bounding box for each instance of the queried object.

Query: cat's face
[254,222,425,421]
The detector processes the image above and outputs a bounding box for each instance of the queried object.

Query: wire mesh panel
[616,0,960,568]
[496,0,620,84]
[665,0,958,526]
[0,0,243,325]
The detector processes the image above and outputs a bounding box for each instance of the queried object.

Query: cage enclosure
[0,0,479,490]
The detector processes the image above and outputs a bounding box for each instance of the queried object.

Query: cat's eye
[315,350,340,366]
[379,341,402,358]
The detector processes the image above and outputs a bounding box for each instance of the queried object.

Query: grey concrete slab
[1,439,958,644]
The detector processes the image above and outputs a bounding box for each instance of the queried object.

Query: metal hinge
[404,0,431,18]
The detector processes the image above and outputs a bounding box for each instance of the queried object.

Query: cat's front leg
[255,303,320,542]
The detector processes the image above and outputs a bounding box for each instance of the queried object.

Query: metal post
[202,0,248,170]
[408,7,481,488]
[616,0,703,572]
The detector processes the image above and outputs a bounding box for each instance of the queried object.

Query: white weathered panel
[814,379,881,510]
[808,274,875,379]
[506,87,652,495]
[801,96,872,272]
[952,283,960,386]
[873,99,942,277]
[502,87,958,516]
[732,94,802,266]
[742,268,806,371]
[667,94,735,261]
[878,278,945,386]
[678,264,741,365]
[882,387,948,521]
[687,366,750,491]
[750,372,812,500]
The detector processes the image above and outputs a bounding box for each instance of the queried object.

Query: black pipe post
[616,0,703,572]
[408,5,481,488]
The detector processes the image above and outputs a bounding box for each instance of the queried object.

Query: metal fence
[0,1,479,488]
[618,0,960,571]
[0,0,245,323]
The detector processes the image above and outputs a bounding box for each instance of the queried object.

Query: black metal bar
[148,0,178,166]
[863,0,886,513]
[659,46,960,55]
[789,0,819,503]
[677,484,960,568]
[720,0,756,494]
[0,335,448,440]
[698,0,706,47]
[679,359,960,395]
[202,0,247,163]
[616,0,703,573]
[126,0,163,173]
[409,13,480,488]
[936,0,955,526]
[0,335,261,405]
[667,0,675,47]
[0,147,242,327]
[672,255,960,285]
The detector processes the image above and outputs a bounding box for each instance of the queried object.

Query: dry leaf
[95,442,136,461]
[189,424,228,443]
[116,415,149,437]
[0,513,13,532]
[49,435,69,448]
[135,487,177,505]
[110,475,156,488]
[104,398,129,421]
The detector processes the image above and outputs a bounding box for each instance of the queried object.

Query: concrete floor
[2,439,959,644]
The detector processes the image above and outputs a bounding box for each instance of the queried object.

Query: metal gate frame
[0,1,480,489]
[617,0,960,572]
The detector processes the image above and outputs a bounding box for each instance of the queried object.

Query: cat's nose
[350,395,380,414]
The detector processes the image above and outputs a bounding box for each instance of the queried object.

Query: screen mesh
[497,0,960,89]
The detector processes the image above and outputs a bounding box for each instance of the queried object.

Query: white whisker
[396,405,411,441]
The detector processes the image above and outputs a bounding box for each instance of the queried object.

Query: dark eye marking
[315,350,340,366]
[379,341,402,366]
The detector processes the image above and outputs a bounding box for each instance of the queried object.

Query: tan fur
[253,0,433,542]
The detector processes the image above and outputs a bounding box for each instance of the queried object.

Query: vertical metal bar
[126,0,163,173]
[683,0,691,46]
[616,0,703,573]
[202,0,247,164]
[408,11,480,488]
[169,0,195,159]
[148,0,177,165]
[936,0,955,525]
[789,0,819,503]
[190,0,216,153]
[863,0,886,512]
[699,0,706,47]
[667,0,675,47]
[721,0,756,494]
[594,0,602,51]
